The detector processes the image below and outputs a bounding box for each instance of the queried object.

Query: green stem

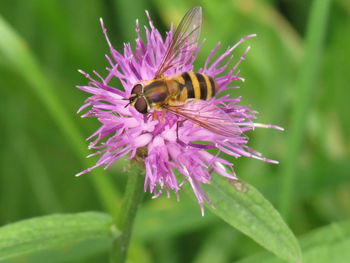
[110,165,144,263]
[279,0,331,217]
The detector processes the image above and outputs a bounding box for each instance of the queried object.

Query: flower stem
[110,165,144,263]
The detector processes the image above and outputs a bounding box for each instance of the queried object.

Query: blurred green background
[0,0,349,262]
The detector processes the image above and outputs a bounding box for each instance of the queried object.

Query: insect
[128,6,238,137]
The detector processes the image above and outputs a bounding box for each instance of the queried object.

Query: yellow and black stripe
[174,72,217,102]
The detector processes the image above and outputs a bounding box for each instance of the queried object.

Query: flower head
[76,9,282,215]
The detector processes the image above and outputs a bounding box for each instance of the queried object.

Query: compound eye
[131,84,143,96]
[134,97,148,114]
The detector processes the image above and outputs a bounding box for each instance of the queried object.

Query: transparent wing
[164,100,241,138]
[155,6,202,78]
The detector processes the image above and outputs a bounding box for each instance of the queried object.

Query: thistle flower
[76,9,282,215]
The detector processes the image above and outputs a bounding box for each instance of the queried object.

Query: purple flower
[76,11,283,215]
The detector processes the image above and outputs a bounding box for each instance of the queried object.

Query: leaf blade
[203,177,302,263]
[237,220,350,263]
[0,212,116,261]
[0,14,120,217]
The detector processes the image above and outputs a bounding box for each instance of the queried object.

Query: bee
[129,72,218,113]
[128,6,236,137]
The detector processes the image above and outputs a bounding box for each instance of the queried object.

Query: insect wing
[155,6,202,77]
[164,100,241,137]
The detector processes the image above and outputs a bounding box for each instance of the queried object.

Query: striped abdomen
[172,72,218,102]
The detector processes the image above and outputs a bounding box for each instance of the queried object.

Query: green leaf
[238,220,350,263]
[0,212,116,261]
[300,220,350,263]
[203,176,302,263]
[2,238,112,263]
[0,14,120,217]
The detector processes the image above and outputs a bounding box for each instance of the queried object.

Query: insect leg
[160,110,166,124]
[151,111,158,121]
[175,119,216,149]
[176,119,186,143]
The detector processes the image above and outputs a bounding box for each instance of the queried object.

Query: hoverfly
[128,6,238,138]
